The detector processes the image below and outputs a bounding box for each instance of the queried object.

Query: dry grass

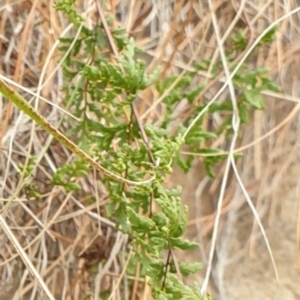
[1,0,300,299]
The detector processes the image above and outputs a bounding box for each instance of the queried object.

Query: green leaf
[146,66,162,87]
[83,65,100,80]
[243,90,265,109]
[176,155,194,173]
[184,84,205,103]
[127,207,156,231]
[231,29,247,50]
[260,25,278,44]
[169,262,203,277]
[111,27,128,50]
[169,237,199,250]
[147,261,166,281]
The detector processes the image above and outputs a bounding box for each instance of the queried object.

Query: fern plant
[51,1,280,299]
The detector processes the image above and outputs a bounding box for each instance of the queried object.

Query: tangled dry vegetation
[1,0,300,299]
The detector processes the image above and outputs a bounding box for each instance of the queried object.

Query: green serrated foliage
[184,84,205,103]
[259,26,278,45]
[18,156,37,179]
[55,0,83,26]
[176,155,194,173]
[231,29,247,51]
[53,3,281,299]
[51,160,89,192]
[169,237,199,250]
[23,184,41,201]
[169,261,203,276]
[127,206,156,231]
[111,27,128,50]
[242,90,265,109]
[151,274,203,300]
